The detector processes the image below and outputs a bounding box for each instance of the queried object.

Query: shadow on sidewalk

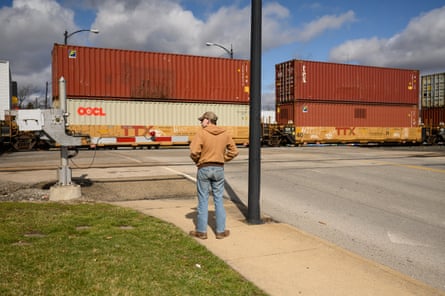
[224,180,248,218]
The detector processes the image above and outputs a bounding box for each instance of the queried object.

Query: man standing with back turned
[189,111,239,240]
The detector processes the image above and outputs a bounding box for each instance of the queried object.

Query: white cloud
[90,1,355,58]
[264,2,290,19]
[297,10,356,42]
[0,0,369,103]
[91,1,206,54]
[329,6,445,73]
[88,1,293,58]
[200,5,251,57]
[0,0,76,89]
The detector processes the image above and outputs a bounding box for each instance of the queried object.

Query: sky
[1,0,445,109]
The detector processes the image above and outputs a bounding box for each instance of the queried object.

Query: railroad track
[0,161,193,172]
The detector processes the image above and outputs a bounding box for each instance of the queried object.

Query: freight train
[1,45,444,152]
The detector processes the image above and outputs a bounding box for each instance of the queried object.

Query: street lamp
[206,42,233,59]
[64,29,99,45]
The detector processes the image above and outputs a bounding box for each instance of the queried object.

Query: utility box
[15,109,44,131]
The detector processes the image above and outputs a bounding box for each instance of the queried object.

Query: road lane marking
[368,160,445,174]
[387,231,430,247]
[105,151,143,163]
[162,167,196,182]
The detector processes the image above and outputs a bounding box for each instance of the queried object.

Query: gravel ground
[0,180,50,202]
[0,177,196,202]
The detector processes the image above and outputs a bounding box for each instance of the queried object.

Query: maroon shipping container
[421,107,445,127]
[276,60,419,105]
[277,101,419,128]
[52,44,250,103]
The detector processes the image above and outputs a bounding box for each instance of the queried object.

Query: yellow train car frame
[294,126,422,145]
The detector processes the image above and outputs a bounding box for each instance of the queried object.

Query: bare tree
[18,84,40,109]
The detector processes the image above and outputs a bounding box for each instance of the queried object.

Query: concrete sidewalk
[111,198,445,296]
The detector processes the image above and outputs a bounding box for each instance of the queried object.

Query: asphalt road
[223,146,445,292]
[1,145,444,291]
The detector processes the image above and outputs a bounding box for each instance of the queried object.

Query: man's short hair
[198,111,218,124]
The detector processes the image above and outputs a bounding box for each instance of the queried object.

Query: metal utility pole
[45,81,48,109]
[247,0,262,224]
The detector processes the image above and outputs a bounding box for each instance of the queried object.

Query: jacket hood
[204,125,226,135]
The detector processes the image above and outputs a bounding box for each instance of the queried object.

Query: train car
[52,44,250,147]
[420,72,445,144]
[267,59,422,145]
[0,60,39,152]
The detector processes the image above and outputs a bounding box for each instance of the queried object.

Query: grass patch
[0,202,267,296]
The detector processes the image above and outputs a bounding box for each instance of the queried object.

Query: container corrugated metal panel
[421,72,445,108]
[52,44,250,103]
[276,60,419,104]
[276,101,418,127]
[66,99,249,145]
[421,107,445,127]
[67,99,249,126]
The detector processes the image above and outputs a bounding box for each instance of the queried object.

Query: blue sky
[1,0,445,108]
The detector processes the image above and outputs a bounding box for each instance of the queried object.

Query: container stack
[51,44,251,146]
[275,60,419,128]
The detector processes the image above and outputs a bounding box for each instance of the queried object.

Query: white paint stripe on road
[387,231,430,247]
[104,151,143,163]
[367,160,445,173]
[162,167,196,183]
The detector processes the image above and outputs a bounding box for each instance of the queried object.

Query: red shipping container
[421,107,445,127]
[276,60,419,105]
[52,44,250,103]
[276,101,418,128]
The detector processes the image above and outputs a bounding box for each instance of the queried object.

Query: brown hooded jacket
[190,125,239,167]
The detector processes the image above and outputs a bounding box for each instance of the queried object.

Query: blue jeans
[196,166,226,233]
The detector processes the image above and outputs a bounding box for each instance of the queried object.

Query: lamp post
[206,42,233,59]
[247,0,262,224]
[64,29,99,45]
